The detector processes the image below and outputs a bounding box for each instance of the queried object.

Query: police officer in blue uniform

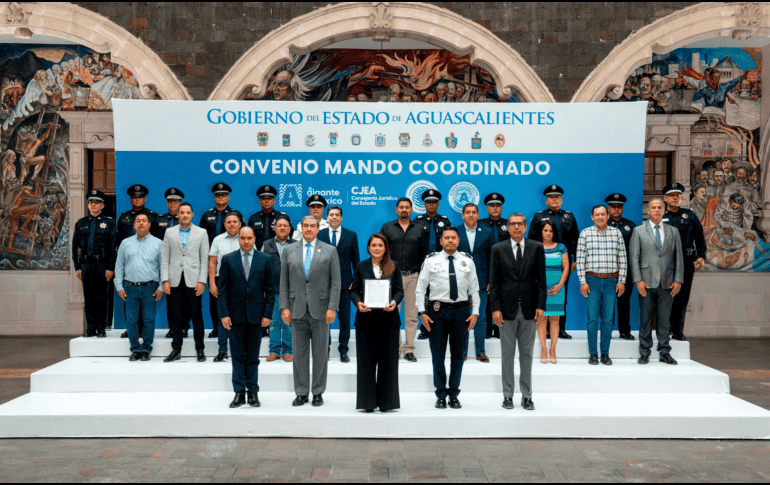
[247,185,290,252]
[479,192,509,339]
[117,184,160,338]
[605,193,637,340]
[414,189,452,340]
[158,187,190,339]
[200,183,244,338]
[73,190,116,337]
[662,182,706,341]
[529,185,579,339]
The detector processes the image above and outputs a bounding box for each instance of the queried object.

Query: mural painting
[0,44,145,270]
[248,49,521,103]
[605,46,770,272]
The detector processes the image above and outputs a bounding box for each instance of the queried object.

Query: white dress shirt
[510,237,526,259]
[648,220,666,246]
[415,250,480,315]
[464,224,477,251]
[328,226,342,246]
[372,263,382,279]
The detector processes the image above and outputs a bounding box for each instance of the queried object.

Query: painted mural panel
[0,44,144,270]
[605,46,769,272]
[249,49,521,102]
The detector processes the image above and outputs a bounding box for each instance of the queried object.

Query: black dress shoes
[97,331,107,338]
[293,395,309,407]
[340,353,350,363]
[164,350,181,362]
[312,394,324,407]
[208,330,217,338]
[672,333,687,341]
[588,354,599,365]
[213,352,227,363]
[601,354,613,365]
[196,349,206,362]
[435,397,447,409]
[619,333,635,341]
[502,398,514,410]
[448,395,462,409]
[659,353,678,365]
[521,398,535,411]
[638,355,649,365]
[129,351,141,361]
[248,393,260,407]
[405,353,417,362]
[417,332,429,340]
[364,409,375,413]
[120,331,128,338]
[165,330,173,338]
[230,393,246,408]
[559,330,572,339]
[83,330,96,338]
[140,351,151,361]
[182,329,189,338]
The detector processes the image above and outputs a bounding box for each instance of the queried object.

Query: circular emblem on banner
[448,182,480,214]
[406,180,438,215]
[494,134,505,148]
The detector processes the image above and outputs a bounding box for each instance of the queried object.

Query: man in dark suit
[217,226,276,408]
[317,205,360,363]
[490,212,547,411]
[457,203,494,362]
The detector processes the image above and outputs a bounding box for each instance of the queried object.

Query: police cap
[543,185,564,197]
[484,193,505,205]
[662,182,684,195]
[257,185,278,198]
[604,193,627,205]
[212,182,232,195]
[307,194,328,207]
[127,184,149,197]
[421,189,442,202]
[165,187,184,200]
[87,189,106,203]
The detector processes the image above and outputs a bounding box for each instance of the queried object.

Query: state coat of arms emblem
[258,132,269,147]
[471,132,481,150]
[282,134,290,147]
[329,132,338,147]
[494,134,505,148]
[399,133,410,147]
[445,132,457,149]
[351,134,361,146]
[375,134,386,148]
[422,134,432,147]
[305,135,316,146]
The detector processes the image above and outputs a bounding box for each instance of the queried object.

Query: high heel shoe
[549,354,557,364]
[540,352,548,364]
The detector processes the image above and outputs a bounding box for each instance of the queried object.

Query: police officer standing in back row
[605,193,637,341]
[73,190,116,337]
[157,187,190,339]
[117,184,160,338]
[479,192,510,339]
[248,185,289,251]
[529,185,579,340]
[414,189,452,340]
[662,182,706,341]
[199,182,245,338]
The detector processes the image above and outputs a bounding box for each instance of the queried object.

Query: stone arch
[0,2,190,100]
[571,2,770,103]
[208,2,553,102]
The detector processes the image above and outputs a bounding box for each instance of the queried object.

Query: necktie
[304,243,312,278]
[516,243,523,271]
[87,218,97,256]
[331,229,337,247]
[448,255,458,301]
[170,216,175,228]
[429,219,436,252]
[243,252,250,280]
[215,211,223,237]
[655,224,662,249]
[552,212,562,238]
[493,222,500,244]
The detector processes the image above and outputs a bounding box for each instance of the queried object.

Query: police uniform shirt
[663,207,706,260]
[529,209,579,260]
[292,218,329,241]
[199,206,244,243]
[479,217,511,244]
[116,207,159,249]
[414,213,451,253]
[72,214,117,271]
[607,217,637,250]
[247,209,288,247]
[156,212,179,241]
[415,251,480,315]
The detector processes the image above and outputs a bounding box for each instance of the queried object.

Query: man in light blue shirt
[115,213,163,361]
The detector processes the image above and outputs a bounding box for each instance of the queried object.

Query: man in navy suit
[318,205,360,362]
[217,226,276,408]
[457,203,494,362]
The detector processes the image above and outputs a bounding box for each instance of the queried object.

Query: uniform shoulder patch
[457,251,471,258]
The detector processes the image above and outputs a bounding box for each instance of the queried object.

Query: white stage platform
[1,331,769,439]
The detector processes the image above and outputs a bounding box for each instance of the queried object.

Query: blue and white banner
[113,100,648,330]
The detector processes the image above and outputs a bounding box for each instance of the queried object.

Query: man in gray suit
[629,198,683,365]
[280,215,341,407]
[161,202,210,363]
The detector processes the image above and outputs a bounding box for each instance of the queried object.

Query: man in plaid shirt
[576,205,627,366]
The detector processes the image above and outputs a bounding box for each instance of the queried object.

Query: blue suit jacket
[457,224,493,289]
[318,226,360,290]
[217,250,275,325]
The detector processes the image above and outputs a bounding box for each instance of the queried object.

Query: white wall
[686,273,770,337]
[0,272,74,335]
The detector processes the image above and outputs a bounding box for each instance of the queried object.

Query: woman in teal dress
[535,220,569,364]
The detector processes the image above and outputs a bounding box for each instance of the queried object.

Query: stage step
[1,391,768,439]
[30,357,728,394]
[70,330,691,360]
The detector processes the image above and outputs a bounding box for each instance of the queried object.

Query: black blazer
[217,250,275,325]
[350,259,404,329]
[318,226,360,290]
[489,239,547,321]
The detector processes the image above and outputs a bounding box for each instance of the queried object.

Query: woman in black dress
[351,233,404,412]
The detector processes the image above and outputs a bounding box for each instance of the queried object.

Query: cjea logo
[448,182,480,213]
[278,184,303,208]
[406,180,438,215]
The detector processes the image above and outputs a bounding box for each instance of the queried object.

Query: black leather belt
[124,280,158,287]
[401,270,417,276]
[430,300,468,310]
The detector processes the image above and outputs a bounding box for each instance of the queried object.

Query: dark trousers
[356,325,400,411]
[170,277,205,351]
[670,260,694,336]
[558,275,571,333]
[614,279,633,335]
[209,278,228,353]
[81,262,109,333]
[639,285,673,358]
[428,306,469,398]
[229,323,263,394]
[486,294,499,338]
[107,279,115,328]
[165,291,191,333]
[338,290,351,353]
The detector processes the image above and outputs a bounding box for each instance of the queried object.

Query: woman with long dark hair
[350,233,404,412]
[533,220,569,363]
